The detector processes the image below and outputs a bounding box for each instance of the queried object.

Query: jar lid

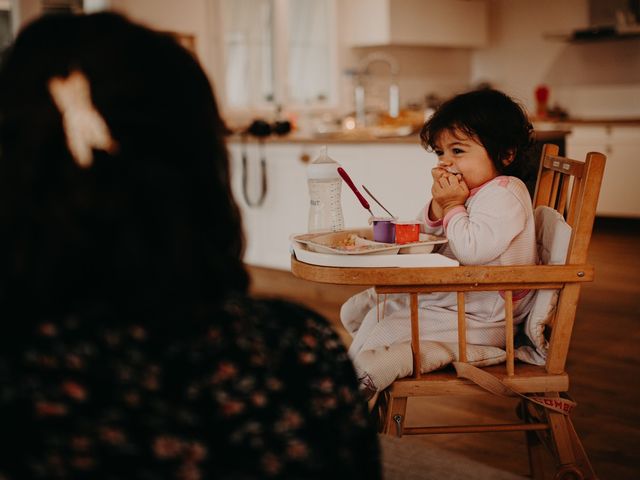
[392,220,424,225]
[368,216,396,224]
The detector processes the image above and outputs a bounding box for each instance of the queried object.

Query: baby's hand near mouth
[432,166,463,181]
[432,173,469,215]
[431,166,449,180]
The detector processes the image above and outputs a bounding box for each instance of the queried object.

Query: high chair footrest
[389,365,569,397]
[402,422,550,435]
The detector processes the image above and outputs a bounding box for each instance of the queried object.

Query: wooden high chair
[291,144,606,479]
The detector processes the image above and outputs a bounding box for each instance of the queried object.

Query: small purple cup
[371,217,396,243]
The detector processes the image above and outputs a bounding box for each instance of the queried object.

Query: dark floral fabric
[0,296,380,479]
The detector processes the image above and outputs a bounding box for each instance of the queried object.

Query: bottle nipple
[307,145,340,180]
[313,145,332,164]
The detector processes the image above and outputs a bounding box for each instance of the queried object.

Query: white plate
[291,243,459,268]
[398,242,437,254]
[291,228,447,256]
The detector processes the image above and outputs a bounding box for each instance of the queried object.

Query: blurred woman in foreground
[0,12,380,479]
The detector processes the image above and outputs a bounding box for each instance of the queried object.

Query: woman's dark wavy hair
[420,89,535,180]
[0,12,248,320]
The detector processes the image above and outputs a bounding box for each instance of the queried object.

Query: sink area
[313,125,416,140]
[311,109,426,140]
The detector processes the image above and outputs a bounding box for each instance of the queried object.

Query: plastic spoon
[337,167,374,217]
[361,185,395,218]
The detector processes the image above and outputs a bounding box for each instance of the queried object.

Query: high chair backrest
[532,144,606,374]
[533,143,606,265]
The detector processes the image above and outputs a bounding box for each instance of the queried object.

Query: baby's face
[433,129,498,190]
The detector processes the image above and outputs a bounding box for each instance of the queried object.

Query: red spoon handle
[337,167,370,210]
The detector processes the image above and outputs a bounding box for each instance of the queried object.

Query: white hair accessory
[48,70,117,168]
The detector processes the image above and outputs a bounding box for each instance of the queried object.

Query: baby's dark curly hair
[420,89,535,180]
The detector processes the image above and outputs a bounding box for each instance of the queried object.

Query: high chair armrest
[291,258,593,292]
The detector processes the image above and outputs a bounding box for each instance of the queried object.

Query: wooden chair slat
[504,290,514,376]
[457,292,467,363]
[566,152,606,265]
[533,144,559,209]
[410,293,421,378]
[388,364,569,396]
[377,282,568,294]
[550,172,561,209]
[404,423,550,435]
[543,155,585,177]
[565,176,580,226]
[290,263,594,287]
[556,174,570,214]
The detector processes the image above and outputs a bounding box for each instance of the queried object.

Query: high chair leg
[565,416,597,479]
[547,409,597,480]
[526,429,546,480]
[547,410,578,474]
[370,390,390,434]
[520,401,546,480]
[383,395,407,437]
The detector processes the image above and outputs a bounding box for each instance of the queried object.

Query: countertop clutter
[228,114,640,145]
[533,117,640,126]
[229,113,640,146]
[229,115,639,273]
[228,129,570,145]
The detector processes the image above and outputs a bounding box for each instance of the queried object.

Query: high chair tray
[291,241,459,268]
[291,228,448,256]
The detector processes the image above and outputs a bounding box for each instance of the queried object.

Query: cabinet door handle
[299,153,311,164]
[241,136,268,208]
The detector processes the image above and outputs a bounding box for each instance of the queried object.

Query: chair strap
[453,362,576,416]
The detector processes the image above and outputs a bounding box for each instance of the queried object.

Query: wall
[11,0,222,91]
[472,0,640,118]
[12,0,638,120]
[334,1,474,116]
[110,0,221,93]
[346,46,473,111]
[338,0,640,120]
[11,0,42,32]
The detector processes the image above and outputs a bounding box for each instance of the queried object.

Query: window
[287,0,332,105]
[220,0,274,107]
[0,0,11,65]
[219,0,335,111]
[41,0,83,14]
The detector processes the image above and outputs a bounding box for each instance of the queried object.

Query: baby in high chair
[341,89,539,399]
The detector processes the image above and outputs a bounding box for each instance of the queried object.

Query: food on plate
[292,228,447,256]
[334,233,359,249]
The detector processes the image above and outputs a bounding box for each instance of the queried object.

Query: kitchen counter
[533,117,640,127]
[229,122,637,272]
[228,129,570,145]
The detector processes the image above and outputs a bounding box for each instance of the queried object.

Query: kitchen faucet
[354,52,400,127]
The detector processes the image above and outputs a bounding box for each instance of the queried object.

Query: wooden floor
[248,218,640,479]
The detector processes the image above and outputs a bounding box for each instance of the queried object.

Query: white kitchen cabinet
[343,0,488,48]
[228,141,436,270]
[566,125,640,218]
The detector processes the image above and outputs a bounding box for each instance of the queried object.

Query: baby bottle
[307,146,345,233]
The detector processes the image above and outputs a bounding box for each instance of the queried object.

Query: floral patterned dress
[0,295,380,479]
